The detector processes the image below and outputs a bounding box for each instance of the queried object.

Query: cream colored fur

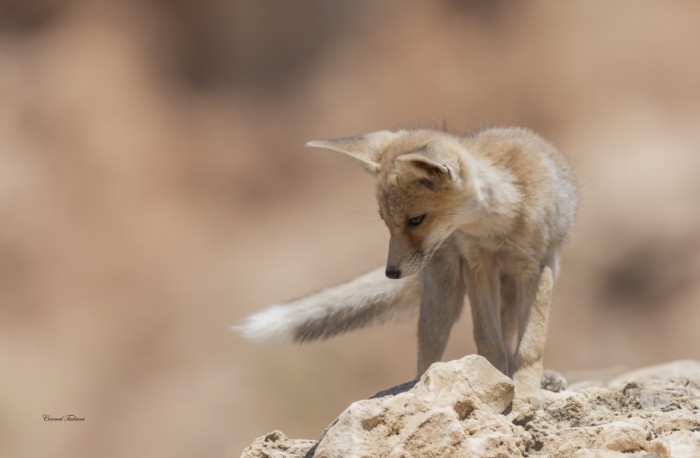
[237,127,578,405]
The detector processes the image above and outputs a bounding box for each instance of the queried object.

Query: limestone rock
[608,360,700,390]
[239,430,316,458]
[313,355,518,458]
[649,429,700,458]
[240,358,700,457]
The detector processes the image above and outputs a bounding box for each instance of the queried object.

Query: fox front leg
[465,261,510,376]
[416,241,466,376]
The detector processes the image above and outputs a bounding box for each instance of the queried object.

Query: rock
[239,430,316,458]
[649,429,700,458]
[313,355,518,458]
[409,355,514,414]
[240,358,700,457]
[547,421,648,456]
[608,360,700,390]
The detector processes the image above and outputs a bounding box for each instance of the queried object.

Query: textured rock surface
[237,430,316,458]
[240,358,700,458]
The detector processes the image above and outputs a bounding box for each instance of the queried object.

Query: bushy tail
[234,268,421,344]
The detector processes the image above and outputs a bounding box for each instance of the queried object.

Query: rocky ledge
[240,356,700,457]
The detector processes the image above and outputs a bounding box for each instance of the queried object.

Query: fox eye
[407,214,426,228]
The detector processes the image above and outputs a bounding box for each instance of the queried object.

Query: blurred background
[1,0,699,456]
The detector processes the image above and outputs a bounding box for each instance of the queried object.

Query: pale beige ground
[0,2,699,457]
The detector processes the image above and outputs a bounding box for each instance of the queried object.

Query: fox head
[307,130,484,279]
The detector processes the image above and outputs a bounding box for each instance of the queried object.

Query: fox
[237,127,578,404]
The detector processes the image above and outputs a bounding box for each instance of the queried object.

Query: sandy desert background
[1,1,699,456]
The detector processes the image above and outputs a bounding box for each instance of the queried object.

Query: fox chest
[451,231,544,275]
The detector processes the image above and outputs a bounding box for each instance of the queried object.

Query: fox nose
[385,268,401,279]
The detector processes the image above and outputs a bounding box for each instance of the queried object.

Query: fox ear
[305,130,397,175]
[395,142,483,201]
[395,149,460,184]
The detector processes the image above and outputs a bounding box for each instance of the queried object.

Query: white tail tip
[233,305,295,345]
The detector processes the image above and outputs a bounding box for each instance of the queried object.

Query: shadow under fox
[237,127,578,403]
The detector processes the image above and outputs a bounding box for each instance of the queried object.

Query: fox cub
[238,127,578,403]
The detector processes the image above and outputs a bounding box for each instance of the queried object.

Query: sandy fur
[238,127,578,404]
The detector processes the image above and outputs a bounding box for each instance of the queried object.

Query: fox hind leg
[499,273,518,375]
[512,257,556,404]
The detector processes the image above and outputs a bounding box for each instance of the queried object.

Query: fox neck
[455,154,522,238]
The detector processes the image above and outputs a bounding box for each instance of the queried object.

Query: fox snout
[384,253,424,279]
[385,267,401,279]
[385,235,425,279]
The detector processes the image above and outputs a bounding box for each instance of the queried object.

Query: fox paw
[541,368,567,392]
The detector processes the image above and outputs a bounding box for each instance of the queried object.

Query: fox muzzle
[385,267,401,279]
